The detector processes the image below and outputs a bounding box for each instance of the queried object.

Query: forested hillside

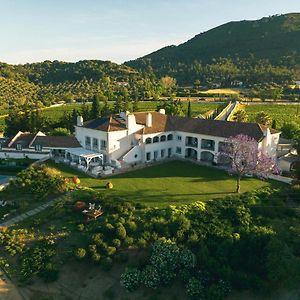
[0,60,159,108]
[126,13,300,85]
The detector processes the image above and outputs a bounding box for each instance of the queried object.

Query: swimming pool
[0,175,8,181]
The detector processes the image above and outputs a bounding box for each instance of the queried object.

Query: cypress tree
[187,100,192,117]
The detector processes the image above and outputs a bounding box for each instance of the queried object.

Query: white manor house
[0,109,280,175]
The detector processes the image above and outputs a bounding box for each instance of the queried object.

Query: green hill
[126,13,300,85]
[0,60,157,107]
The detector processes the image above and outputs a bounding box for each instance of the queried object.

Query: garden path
[0,195,66,228]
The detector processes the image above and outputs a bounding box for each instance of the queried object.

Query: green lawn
[47,160,280,207]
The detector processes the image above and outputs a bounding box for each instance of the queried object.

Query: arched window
[153,136,159,143]
[145,138,152,144]
[167,134,173,141]
[160,135,166,142]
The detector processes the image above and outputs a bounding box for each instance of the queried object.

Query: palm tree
[255,112,272,126]
[232,110,248,122]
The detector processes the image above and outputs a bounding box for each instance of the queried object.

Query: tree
[280,122,300,139]
[81,102,91,120]
[160,76,177,96]
[232,110,248,122]
[187,101,192,117]
[50,127,71,136]
[157,99,184,116]
[101,99,111,116]
[218,134,279,193]
[91,94,101,119]
[255,112,272,126]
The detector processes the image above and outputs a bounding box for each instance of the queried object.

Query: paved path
[0,195,66,227]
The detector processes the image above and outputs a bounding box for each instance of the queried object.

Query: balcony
[201,139,215,151]
[185,137,198,148]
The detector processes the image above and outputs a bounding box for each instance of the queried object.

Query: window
[167,134,173,141]
[100,140,107,150]
[153,136,159,143]
[92,138,99,151]
[145,138,152,144]
[177,136,182,141]
[176,147,182,154]
[168,148,172,157]
[146,152,151,161]
[160,135,166,142]
[154,151,158,160]
[16,143,22,151]
[35,144,42,151]
[85,136,91,149]
[161,149,165,158]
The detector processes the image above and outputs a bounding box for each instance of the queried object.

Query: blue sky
[1,0,300,64]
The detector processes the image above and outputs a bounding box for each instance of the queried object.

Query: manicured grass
[47,160,280,207]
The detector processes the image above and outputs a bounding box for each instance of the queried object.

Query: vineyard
[245,104,300,127]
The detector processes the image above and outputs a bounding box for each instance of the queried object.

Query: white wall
[0,151,49,160]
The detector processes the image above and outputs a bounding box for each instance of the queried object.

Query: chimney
[146,113,152,127]
[159,108,165,115]
[77,116,83,126]
[126,114,136,133]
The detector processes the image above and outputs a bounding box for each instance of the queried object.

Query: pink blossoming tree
[218,134,280,193]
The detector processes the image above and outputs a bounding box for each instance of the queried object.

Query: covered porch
[64,148,104,172]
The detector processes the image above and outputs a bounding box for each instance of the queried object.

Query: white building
[74,109,280,167]
[0,131,81,160]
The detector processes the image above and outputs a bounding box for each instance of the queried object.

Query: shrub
[9,165,67,199]
[116,224,127,240]
[137,238,147,249]
[106,246,117,256]
[125,221,137,233]
[75,248,86,259]
[112,238,121,248]
[121,268,141,292]
[186,278,205,299]
[92,252,101,263]
[77,224,85,232]
[124,237,134,247]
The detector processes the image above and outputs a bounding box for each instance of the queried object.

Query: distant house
[0,131,80,160]
[230,80,244,87]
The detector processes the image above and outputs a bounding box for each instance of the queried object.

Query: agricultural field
[245,103,300,127]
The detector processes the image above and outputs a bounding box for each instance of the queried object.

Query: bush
[186,278,205,299]
[137,238,147,249]
[121,268,141,292]
[9,165,67,199]
[77,224,85,232]
[75,248,86,259]
[106,246,117,256]
[116,224,127,240]
[124,237,134,247]
[92,252,101,263]
[112,238,121,248]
